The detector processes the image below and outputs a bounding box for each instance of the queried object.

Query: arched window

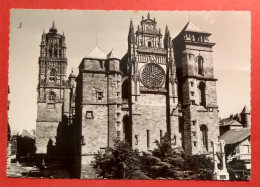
[122,80,130,101]
[49,91,56,103]
[54,49,58,57]
[123,115,132,146]
[49,69,56,83]
[198,82,206,107]
[197,56,204,75]
[200,125,208,151]
[49,48,52,57]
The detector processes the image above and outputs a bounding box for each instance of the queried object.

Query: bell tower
[36,22,68,154]
[124,13,179,151]
[173,21,219,155]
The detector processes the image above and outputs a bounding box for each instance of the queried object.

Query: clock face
[141,63,165,89]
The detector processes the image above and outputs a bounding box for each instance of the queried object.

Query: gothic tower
[173,21,219,155]
[36,22,68,154]
[122,13,179,151]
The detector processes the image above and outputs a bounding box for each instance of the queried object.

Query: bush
[91,135,214,180]
[91,138,146,179]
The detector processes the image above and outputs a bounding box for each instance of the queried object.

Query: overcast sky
[9,10,250,133]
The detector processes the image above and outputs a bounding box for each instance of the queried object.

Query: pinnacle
[107,49,117,59]
[129,18,134,28]
[241,105,250,114]
[165,25,169,35]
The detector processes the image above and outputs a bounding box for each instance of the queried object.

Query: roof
[49,21,58,33]
[86,46,106,60]
[219,118,243,127]
[181,21,210,34]
[241,105,250,114]
[69,69,77,78]
[107,49,117,59]
[141,12,156,24]
[220,128,250,144]
[21,130,34,139]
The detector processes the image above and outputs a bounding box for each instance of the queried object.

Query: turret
[69,68,76,88]
[106,49,120,72]
[240,106,251,128]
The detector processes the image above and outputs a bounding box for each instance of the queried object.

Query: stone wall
[81,105,108,155]
[36,102,63,153]
[79,58,122,173]
[36,102,63,122]
[131,93,167,151]
[181,48,214,78]
[35,121,60,153]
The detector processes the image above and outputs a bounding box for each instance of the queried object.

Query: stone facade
[35,14,220,178]
[36,22,75,154]
[173,21,219,155]
[121,14,180,152]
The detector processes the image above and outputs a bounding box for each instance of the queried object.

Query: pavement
[7,161,70,179]
[7,162,32,178]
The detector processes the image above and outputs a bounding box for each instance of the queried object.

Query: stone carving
[141,63,165,89]
[138,46,166,54]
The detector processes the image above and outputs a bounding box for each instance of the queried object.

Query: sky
[9,10,251,133]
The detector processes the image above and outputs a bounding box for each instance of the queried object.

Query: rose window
[141,63,165,88]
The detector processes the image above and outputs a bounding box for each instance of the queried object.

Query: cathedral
[35,13,219,178]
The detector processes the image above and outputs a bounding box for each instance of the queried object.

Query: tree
[91,138,150,179]
[142,133,214,180]
[91,135,214,180]
[16,136,36,159]
[140,134,185,179]
[183,154,214,180]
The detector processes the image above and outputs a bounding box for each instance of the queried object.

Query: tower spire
[147,12,150,19]
[164,25,171,49]
[128,18,135,43]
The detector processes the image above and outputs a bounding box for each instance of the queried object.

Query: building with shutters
[219,106,251,170]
